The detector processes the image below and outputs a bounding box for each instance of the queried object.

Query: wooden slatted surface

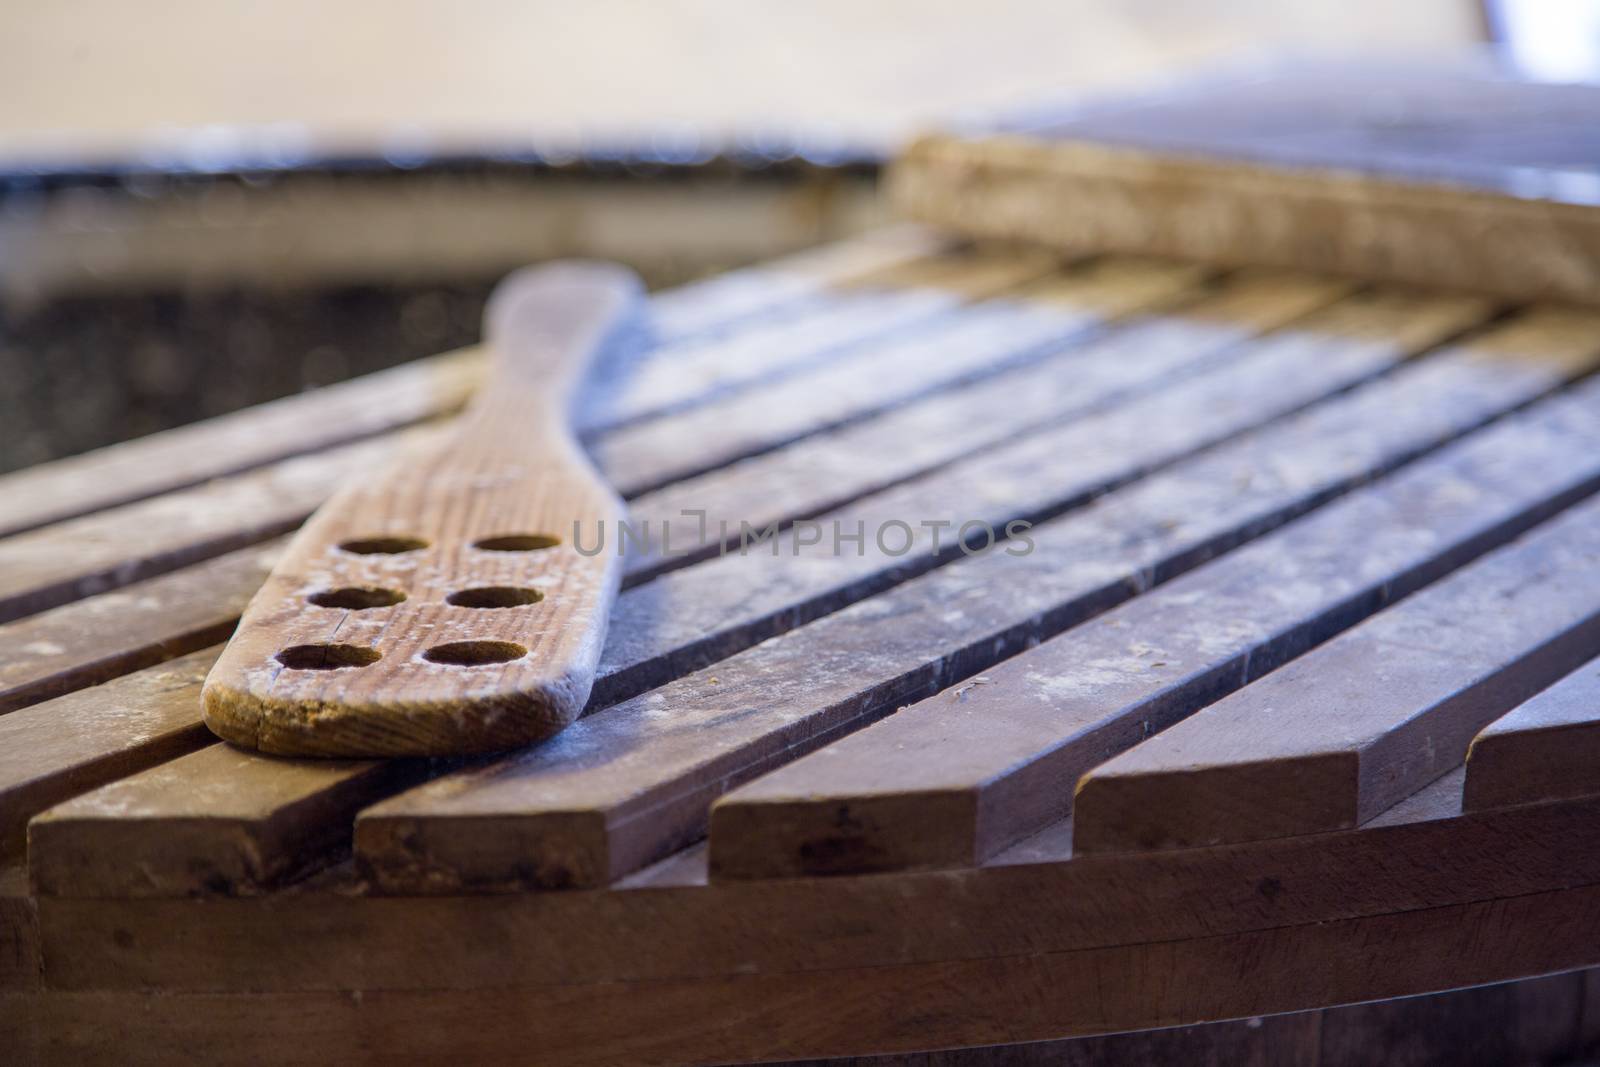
[9,230,1600,1065]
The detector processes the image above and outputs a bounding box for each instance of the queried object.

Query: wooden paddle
[201,262,642,757]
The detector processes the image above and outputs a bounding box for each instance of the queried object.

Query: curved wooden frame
[11,772,1600,1064]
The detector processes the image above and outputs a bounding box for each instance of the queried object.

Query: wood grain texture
[28,744,433,897]
[0,541,279,715]
[354,302,1579,893]
[18,286,1485,898]
[1074,490,1600,853]
[0,649,218,861]
[0,865,37,991]
[1465,654,1600,812]
[707,376,1600,879]
[595,246,1056,430]
[38,777,1600,991]
[0,425,442,626]
[890,63,1600,306]
[16,884,1600,1066]
[642,225,949,346]
[202,264,641,757]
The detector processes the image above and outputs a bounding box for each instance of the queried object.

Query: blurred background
[0,0,1584,473]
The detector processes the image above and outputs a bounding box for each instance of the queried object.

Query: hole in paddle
[275,644,382,670]
[339,536,429,555]
[446,587,544,609]
[308,586,407,610]
[473,534,559,552]
[422,640,528,666]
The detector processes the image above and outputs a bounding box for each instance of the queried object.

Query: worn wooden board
[29,745,432,897]
[0,541,279,715]
[16,884,1600,1066]
[35,776,1600,991]
[1465,654,1600,812]
[1073,491,1600,853]
[708,376,1600,878]
[891,62,1600,306]
[0,427,441,626]
[350,304,1584,893]
[0,649,218,860]
[0,865,37,992]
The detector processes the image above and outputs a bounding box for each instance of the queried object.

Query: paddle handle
[201,263,643,757]
[481,261,644,409]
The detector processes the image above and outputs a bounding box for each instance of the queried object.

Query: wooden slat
[592,258,1207,494]
[16,884,1600,1065]
[0,541,279,715]
[594,246,1063,428]
[620,269,1353,579]
[644,225,949,344]
[891,64,1600,307]
[0,428,440,625]
[23,284,1473,897]
[29,746,432,897]
[350,305,1594,893]
[0,649,218,860]
[1464,653,1600,811]
[707,375,1600,878]
[0,866,35,992]
[1072,490,1600,853]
